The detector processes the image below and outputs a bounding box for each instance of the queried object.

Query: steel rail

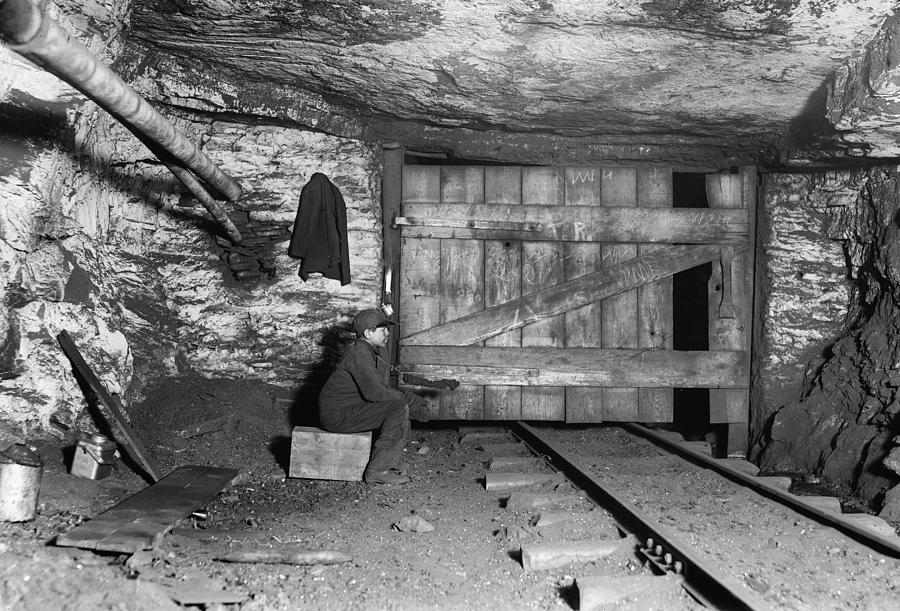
[511,421,768,611]
[622,422,900,558]
[0,0,243,243]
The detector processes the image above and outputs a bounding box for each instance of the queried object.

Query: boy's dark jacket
[319,340,416,409]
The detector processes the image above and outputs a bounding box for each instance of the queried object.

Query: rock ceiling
[122,1,900,166]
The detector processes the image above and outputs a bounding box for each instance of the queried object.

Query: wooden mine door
[388,163,754,437]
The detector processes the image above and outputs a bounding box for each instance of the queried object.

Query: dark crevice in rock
[759,169,900,508]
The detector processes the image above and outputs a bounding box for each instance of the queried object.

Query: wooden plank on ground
[521,167,565,420]
[484,167,523,420]
[399,165,442,420]
[397,204,747,243]
[56,465,238,553]
[564,166,603,423]
[637,167,674,422]
[57,330,161,482]
[400,346,748,388]
[439,167,485,419]
[401,243,738,347]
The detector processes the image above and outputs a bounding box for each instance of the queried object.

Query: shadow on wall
[269,323,355,473]
[289,324,355,426]
[0,97,71,160]
[5,99,232,240]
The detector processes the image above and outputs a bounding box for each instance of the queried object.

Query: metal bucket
[0,443,43,522]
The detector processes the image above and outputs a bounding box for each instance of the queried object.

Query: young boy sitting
[318,308,419,485]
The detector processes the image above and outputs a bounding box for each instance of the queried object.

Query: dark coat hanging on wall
[288,172,351,285]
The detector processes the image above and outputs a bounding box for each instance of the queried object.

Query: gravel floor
[2,379,898,610]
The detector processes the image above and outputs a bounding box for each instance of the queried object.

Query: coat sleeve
[331,181,351,285]
[345,348,405,403]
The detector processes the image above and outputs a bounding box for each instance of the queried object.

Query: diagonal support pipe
[0,0,243,243]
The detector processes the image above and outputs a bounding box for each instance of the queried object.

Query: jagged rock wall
[828,13,900,158]
[752,171,859,436]
[0,0,134,439]
[128,0,899,165]
[0,1,382,439]
[755,168,900,506]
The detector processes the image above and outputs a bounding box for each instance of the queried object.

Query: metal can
[71,433,119,480]
[0,443,43,522]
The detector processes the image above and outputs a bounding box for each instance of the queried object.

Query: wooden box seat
[288,426,372,481]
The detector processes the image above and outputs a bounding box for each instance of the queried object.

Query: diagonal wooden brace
[402,242,745,346]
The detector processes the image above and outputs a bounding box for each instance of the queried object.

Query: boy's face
[363,326,390,348]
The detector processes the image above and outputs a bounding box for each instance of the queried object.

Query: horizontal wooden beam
[395,216,545,233]
[397,204,747,243]
[401,243,743,346]
[399,346,748,388]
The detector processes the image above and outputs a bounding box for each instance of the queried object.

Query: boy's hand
[407,395,427,412]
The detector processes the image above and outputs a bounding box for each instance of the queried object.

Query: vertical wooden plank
[563,167,603,423]
[521,167,565,420]
[399,165,441,420]
[485,166,522,205]
[637,167,674,423]
[402,165,441,203]
[441,166,485,204]
[439,239,484,418]
[484,167,522,420]
[600,167,639,421]
[523,166,564,205]
[706,170,752,456]
[382,145,404,390]
[440,167,485,419]
[730,166,757,456]
[399,237,441,338]
[739,167,758,449]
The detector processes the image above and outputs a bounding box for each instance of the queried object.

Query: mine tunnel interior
[3,0,900,607]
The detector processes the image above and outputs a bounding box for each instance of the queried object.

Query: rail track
[467,422,900,610]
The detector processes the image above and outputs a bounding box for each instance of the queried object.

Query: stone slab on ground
[798,495,843,514]
[484,472,562,491]
[719,458,760,476]
[839,513,898,539]
[755,475,793,491]
[576,573,686,610]
[488,456,544,471]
